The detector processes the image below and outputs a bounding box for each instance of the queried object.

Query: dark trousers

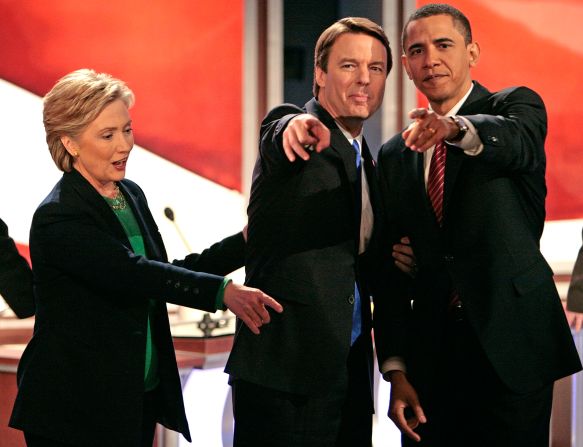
[232,336,373,447]
[404,318,553,447]
[24,390,159,447]
[141,389,159,447]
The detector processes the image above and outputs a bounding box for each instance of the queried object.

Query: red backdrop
[0,0,243,190]
[417,0,583,220]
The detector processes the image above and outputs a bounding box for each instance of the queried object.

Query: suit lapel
[396,140,436,226]
[118,181,166,262]
[361,139,378,207]
[457,81,491,115]
[65,171,165,262]
[65,170,130,244]
[305,98,360,202]
[443,143,463,223]
[442,82,492,224]
[330,128,359,182]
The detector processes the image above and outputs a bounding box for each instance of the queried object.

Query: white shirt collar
[430,82,474,117]
[335,121,363,151]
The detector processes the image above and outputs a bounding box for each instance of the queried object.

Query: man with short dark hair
[373,4,582,447]
[226,17,393,447]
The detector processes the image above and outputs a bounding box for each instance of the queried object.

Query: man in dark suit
[225,17,393,447]
[373,4,582,447]
[0,217,35,318]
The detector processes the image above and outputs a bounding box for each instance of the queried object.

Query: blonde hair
[43,69,135,172]
[313,17,392,98]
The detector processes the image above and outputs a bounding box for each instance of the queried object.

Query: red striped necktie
[427,142,463,314]
[427,141,447,225]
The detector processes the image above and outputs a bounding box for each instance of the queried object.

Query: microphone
[163,207,174,221]
[163,206,192,252]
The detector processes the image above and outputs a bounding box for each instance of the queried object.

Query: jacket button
[487,136,499,143]
[444,255,454,262]
[192,288,199,295]
[183,286,190,292]
[165,279,172,285]
[348,294,355,304]
[174,281,181,288]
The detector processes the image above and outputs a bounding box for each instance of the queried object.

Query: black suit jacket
[225,99,380,398]
[374,82,582,394]
[567,228,583,312]
[9,169,244,447]
[0,218,35,318]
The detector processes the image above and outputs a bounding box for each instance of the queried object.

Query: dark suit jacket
[9,169,244,447]
[567,228,583,312]
[0,218,35,318]
[225,99,380,398]
[374,82,582,394]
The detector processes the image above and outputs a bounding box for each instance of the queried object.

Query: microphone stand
[163,207,192,252]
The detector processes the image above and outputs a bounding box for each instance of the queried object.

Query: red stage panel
[417,0,583,220]
[0,0,243,190]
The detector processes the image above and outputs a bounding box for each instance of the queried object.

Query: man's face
[402,14,479,115]
[316,32,388,136]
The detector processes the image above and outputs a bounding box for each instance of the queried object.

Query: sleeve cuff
[447,116,484,156]
[215,277,232,311]
[380,356,407,380]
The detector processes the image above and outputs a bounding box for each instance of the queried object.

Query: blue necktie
[351,139,362,345]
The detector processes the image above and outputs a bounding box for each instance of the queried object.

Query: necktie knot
[352,139,361,169]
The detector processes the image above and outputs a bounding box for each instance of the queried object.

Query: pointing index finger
[409,108,429,120]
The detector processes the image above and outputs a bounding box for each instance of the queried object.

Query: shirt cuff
[446,116,483,156]
[381,356,407,380]
[215,277,232,311]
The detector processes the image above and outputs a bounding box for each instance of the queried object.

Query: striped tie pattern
[427,141,447,225]
[427,142,462,314]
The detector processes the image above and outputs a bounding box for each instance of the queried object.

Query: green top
[103,190,231,392]
[103,194,159,391]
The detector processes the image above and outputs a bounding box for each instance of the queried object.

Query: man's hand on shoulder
[282,114,331,162]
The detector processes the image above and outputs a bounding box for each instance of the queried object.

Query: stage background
[1,1,582,445]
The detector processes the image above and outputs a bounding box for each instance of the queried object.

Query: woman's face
[64,99,133,196]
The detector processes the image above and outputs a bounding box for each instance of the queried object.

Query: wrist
[384,370,406,383]
[448,115,469,142]
[217,278,233,311]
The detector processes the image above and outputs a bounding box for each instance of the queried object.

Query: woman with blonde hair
[10,69,282,447]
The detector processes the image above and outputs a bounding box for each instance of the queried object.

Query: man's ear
[60,135,79,157]
[468,41,480,68]
[315,66,326,89]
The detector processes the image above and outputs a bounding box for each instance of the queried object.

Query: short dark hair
[402,3,472,51]
[313,17,393,98]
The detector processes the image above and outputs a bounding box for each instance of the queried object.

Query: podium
[0,316,32,447]
[0,318,234,447]
[2,313,582,446]
[0,344,26,447]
